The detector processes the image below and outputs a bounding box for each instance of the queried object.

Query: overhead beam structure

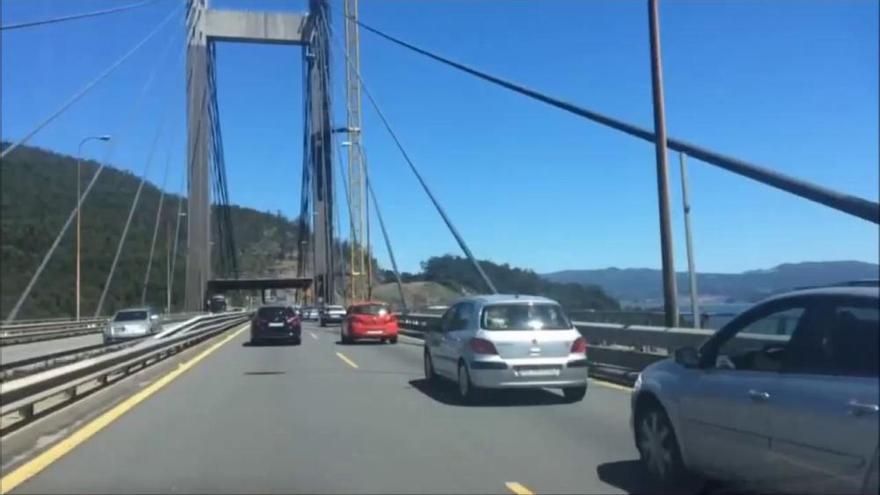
[185,0,335,310]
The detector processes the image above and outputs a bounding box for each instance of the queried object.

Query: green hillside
[0,143,303,319]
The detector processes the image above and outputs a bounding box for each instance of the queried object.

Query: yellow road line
[335,352,359,369]
[590,378,633,393]
[0,323,249,495]
[505,481,535,495]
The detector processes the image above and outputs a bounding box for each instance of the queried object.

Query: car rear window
[352,304,389,315]
[327,306,345,311]
[481,303,572,330]
[257,307,292,319]
[114,311,147,322]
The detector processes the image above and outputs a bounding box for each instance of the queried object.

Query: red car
[341,302,398,344]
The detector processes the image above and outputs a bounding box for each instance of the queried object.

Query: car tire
[457,361,482,404]
[341,330,351,345]
[424,351,437,383]
[292,337,302,346]
[563,385,587,402]
[389,336,398,344]
[635,402,687,490]
[320,320,326,327]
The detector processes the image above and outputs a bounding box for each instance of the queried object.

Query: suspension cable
[350,17,879,225]
[169,163,186,310]
[4,15,185,323]
[0,3,182,160]
[327,25,497,294]
[1,0,164,31]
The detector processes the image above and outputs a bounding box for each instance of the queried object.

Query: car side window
[440,305,459,332]
[711,303,809,372]
[783,299,878,378]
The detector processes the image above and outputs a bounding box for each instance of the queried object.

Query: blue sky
[2,0,878,275]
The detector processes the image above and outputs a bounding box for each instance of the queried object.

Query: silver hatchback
[631,285,879,494]
[423,295,589,403]
[104,308,162,344]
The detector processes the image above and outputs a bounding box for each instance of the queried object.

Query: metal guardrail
[396,313,785,385]
[0,312,249,435]
[0,313,201,346]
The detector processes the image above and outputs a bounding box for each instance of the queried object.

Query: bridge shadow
[597,460,716,495]
[407,378,567,407]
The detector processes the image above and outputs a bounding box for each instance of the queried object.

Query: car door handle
[748,390,770,402]
[848,400,879,417]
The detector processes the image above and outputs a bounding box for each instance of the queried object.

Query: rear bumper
[468,357,589,389]
[350,326,398,339]
[104,332,148,342]
[251,327,301,341]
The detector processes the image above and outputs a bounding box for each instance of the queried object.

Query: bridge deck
[5,321,642,494]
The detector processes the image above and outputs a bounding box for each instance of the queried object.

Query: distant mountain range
[542,261,879,305]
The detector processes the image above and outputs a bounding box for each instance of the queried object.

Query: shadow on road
[334,340,387,346]
[241,340,300,347]
[597,460,717,495]
[597,460,652,494]
[407,378,568,407]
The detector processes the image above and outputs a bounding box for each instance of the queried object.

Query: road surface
[4,321,650,494]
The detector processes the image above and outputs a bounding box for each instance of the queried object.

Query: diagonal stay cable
[95,43,187,317]
[0,3,182,160]
[350,17,879,225]
[4,10,185,323]
[327,24,497,294]
[141,141,174,305]
[1,0,164,31]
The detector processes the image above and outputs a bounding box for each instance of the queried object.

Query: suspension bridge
[0,1,877,493]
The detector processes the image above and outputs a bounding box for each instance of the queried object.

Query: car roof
[115,307,151,313]
[348,301,388,306]
[454,294,559,306]
[762,285,878,303]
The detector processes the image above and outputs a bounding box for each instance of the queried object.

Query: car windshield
[352,304,389,315]
[481,303,572,330]
[114,311,147,322]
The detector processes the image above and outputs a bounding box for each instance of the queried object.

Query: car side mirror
[674,346,699,368]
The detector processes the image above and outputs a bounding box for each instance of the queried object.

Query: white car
[319,305,346,326]
[423,295,588,403]
[104,307,162,344]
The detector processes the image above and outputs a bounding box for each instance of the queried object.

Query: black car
[251,305,301,345]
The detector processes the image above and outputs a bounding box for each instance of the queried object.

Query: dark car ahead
[251,305,301,345]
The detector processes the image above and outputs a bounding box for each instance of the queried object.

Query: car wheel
[389,336,398,344]
[457,361,481,404]
[424,351,437,383]
[320,320,326,327]
[563,385,587,402]
[636,403,686,489]
[293,337,302,346]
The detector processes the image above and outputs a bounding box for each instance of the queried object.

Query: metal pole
[648,0,679,327]
[76,135,110,321]
[166,222,172,314]
[679,153,700,328]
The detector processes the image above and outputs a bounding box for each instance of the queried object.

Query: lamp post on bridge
[76,134,111,321]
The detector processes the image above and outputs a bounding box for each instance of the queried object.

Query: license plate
[268,322,284,328]
[518,369,560,377]
[367,330,383,334]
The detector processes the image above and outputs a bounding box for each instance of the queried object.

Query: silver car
[631,284,879,494]
[319,305,346,327]
[104,308,162,344]
[423,295,589,403]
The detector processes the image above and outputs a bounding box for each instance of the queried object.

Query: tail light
[286,316,299,325]
[571,337,587,354]
[469,338,498,355]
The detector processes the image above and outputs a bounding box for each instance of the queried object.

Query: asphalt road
[6,321,650,494]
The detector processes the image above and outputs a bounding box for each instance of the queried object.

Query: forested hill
[0,143,302,319]
[384,255,620,310]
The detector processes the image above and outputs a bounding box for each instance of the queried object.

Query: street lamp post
[76,135,111,321]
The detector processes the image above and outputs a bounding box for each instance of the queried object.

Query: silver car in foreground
[423,295,589,403]
[631,284,879,494]
[104,308,162,344]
